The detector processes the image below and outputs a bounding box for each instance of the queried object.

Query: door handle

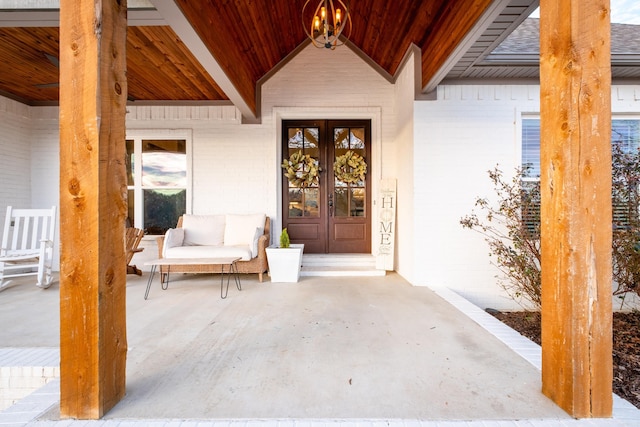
[328,193,334,217]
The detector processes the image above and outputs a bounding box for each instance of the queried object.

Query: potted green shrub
[265,228,304,282]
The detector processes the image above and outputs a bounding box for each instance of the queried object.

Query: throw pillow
[182,214,225,246]
[224,214,266,255]
[251,227,264,258]
[162,228,185,257]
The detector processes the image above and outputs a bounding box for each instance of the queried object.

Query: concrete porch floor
[1,272,639,426]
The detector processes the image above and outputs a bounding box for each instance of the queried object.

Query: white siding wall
[414,84,640,310]
[29,108,60,269]
[391,53,416,282]
[0,101,60,269]
[0,97,32,223]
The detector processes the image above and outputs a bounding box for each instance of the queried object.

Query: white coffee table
[144,257,241,300]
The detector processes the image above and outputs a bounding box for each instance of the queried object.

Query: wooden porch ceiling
[0,26,226,104]
[0,0,538,120]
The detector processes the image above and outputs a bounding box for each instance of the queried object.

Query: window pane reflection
[288,128,319,149]
[352,188,365,216]
[334,128,349,148]
[350,128,365,148]
[126,139,134,186]
[304,128,319,149]
[127,190,135,227]
[142,140,187,187]
[333,125,367,217]
[334,188,366,217]
[334,127,365,149]
[288,128,303,149]
[143,189,186,235]
[335,188,348,217]
[286,127,320,189]
[288,188,303,217]
[288,188,319,218]
[304,188,319,217]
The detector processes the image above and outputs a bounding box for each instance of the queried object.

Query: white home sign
[376,178,396,270]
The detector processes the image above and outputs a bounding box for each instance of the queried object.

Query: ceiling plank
[149,0,258,122]
[350,0,443,77]
[0,27,59,102]
[127,27,227,101]
[0,26,226,104]
[0,0,550,110]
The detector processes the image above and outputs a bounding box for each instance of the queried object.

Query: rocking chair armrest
[40,239,54,247]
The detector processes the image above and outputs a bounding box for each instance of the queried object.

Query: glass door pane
[333,127,366,217]
[286,127,321,218]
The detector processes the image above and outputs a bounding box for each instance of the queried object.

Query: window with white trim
[522,118,640,177]
[521,117,640,228]
[521,118,541,179]
[126,133,191,235]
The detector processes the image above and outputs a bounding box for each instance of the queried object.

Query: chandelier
[302,0,352,49]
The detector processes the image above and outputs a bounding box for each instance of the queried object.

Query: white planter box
[265,244,304,283]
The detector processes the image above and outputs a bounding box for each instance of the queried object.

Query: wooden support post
[59,0,128,419]
[539,0,612,418]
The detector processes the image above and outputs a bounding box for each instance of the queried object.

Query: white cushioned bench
[156,213,270,282]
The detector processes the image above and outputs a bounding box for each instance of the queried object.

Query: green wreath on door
[281,150,321,187]
[334,150,367,184]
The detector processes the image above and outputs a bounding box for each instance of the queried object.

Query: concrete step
[301,254,376,266]
[300,254,385,277]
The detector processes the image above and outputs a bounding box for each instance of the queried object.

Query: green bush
[460,166,541,308]
[462,147,640,309]
[612,142,640,299]
[280,228,291,248]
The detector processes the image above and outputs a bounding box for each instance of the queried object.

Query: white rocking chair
[0,206,57,290]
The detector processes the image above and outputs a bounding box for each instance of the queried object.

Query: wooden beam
[150,0,259,123]
[539,0,612,418]
[59,0,128,419]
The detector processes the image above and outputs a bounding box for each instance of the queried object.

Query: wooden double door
[282,120,371,253]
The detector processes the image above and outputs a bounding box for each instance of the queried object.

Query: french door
[282,120,371,253]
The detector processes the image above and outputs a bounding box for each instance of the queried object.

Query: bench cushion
[164,244,253,261]
[224,214,266,257]
[182,214,225,246]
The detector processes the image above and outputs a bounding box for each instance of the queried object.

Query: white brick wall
[0,366,59,411]
[0,348,59,411]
